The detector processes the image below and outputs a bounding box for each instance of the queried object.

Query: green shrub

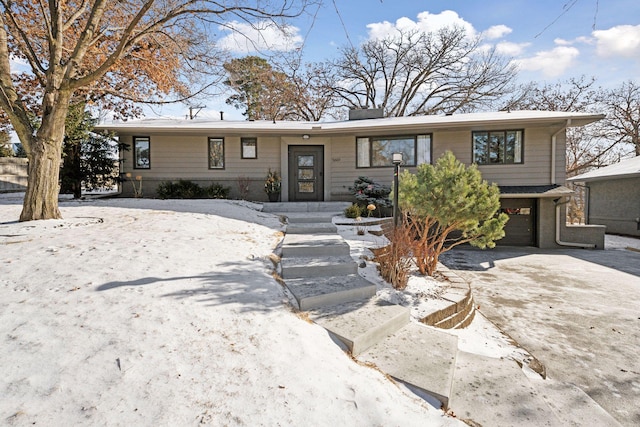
[203,182,230,199]
[156,180,230,199]
[350,176,393,217]
[344,203,363,218]
[157,180,203,199]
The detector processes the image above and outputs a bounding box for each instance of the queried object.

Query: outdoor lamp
[392,152,403,228]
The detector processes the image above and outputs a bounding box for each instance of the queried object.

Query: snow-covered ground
[0,194,465,426]
[7,193,624,425]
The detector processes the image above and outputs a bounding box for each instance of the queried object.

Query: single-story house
[96,109,606,248]
[568,155,640,237]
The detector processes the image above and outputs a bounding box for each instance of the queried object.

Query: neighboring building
[0,157,28,192]
[96,110,605,248]
[568,156,640,237]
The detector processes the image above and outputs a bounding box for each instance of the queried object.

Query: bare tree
[329,26,517,117]
[0,0,310,221]
[503,76,639,223]
[286,62,341,121]
[503,77,633,175]
[601,80,640,156]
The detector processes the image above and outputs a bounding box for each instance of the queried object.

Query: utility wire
[332,0,356,51]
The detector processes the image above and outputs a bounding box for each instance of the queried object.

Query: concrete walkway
[442,242,640,427]
[265,203,622,426]
[268,202,459,409]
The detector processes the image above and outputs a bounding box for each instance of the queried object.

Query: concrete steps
[281,255,357,279]
[359,323,458,409]
[285,222,338,235]
[275,205,459,411]
[285,274,376,310]
[310,299,410,356]
[262,201,351,213]
[282,234,350,258]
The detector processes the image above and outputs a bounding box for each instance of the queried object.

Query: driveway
[440,236,640,427]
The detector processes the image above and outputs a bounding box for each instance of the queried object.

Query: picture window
[356,134,431,168]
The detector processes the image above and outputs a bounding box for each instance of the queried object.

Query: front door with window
[288,145,324,202]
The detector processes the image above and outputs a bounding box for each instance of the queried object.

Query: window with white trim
[356,134,431,167]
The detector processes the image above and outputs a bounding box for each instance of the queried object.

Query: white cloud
[9,55,28,73]
[554,38,572,46]
[495,41,530,57]
[218,20,303,54]
[483,25,512,40]
[366,10,477,41]
[593,24,640,58]
[514,46,580,77]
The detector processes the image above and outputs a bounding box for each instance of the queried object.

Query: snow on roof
[95,110,604,134]
[568,156,640,182]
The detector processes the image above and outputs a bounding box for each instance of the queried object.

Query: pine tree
[398,151,508,276]
[60,104,119,198]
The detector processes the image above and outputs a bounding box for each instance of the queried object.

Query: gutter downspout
[551,119,571,185]
[554,197,596,248]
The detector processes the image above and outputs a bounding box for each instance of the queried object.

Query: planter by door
[268,192,281,202]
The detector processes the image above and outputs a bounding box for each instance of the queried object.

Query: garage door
[498,198,536,246]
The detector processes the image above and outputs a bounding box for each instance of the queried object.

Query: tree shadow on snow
[95,261,287,313]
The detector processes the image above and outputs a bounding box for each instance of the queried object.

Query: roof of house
[499,185,574,198]
[567,156,640,183]
[95,110,604,135]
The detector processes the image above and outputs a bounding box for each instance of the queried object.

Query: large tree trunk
[19,90,71,221]
[20,136,63,221]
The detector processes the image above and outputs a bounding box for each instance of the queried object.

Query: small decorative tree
[399,151,508,276]
[350,176,392,216]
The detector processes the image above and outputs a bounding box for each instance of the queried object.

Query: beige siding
[121,133,281,179]
[431,127,563,186]
[118,122,568,199]
[120,133,282,199]
[328,125,565,197]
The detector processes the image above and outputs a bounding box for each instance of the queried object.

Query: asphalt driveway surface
[441,236,640,427]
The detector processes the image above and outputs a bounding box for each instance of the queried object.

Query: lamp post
[392,152,403,229]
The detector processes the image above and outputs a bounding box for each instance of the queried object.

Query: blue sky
[180,0,640,120]
[298,0,640,84]
[10,1,634,121]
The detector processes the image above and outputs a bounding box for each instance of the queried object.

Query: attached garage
[497,185,586,248]
[498,198,536,246]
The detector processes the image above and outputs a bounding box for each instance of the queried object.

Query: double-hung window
[473,130,523,164]
[356,134,431,167]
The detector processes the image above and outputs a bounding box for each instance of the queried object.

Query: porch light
[392,152,403,165]
[302,134,310,139]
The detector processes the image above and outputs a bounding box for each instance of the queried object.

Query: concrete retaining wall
[562,224,607,249]
[0,158,28,192]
